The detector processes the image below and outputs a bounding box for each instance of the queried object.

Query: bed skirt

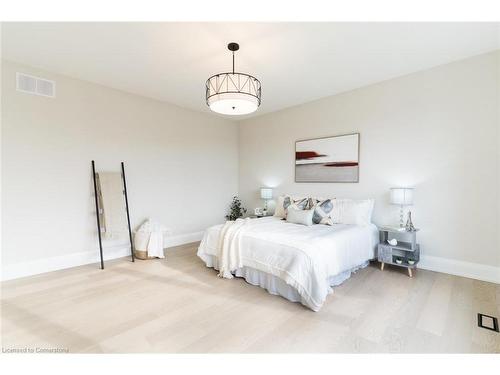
[200,254,369,309]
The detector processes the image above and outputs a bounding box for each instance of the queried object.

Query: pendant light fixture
[206,42,261,115]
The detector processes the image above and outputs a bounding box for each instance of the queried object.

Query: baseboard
[1,244,131,281]
[164,231,203,248]
[419,255,500,284]
[1,231,204,281]
[5,234,496,284]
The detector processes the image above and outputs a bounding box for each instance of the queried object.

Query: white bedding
[197,216,378,311]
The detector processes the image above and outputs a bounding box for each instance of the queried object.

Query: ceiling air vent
[16,72,55,98]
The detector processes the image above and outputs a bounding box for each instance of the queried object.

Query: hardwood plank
[2,243,499,353]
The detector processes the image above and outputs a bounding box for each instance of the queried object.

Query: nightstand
[378,227,420,277]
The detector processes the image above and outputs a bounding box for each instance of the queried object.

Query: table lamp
[390,187,414,229]
[260,187,273,215]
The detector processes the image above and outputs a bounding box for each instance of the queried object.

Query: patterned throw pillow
[282,196,293,210]
[287,197,314,211]
[312,198,334,225]
[275,195,315,218]
[273,195,288,218]
[305,197,316,210]
[274,195,300,218]
[284,197,302,209]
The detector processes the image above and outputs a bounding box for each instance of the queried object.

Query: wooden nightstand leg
[380,262,385,271]
[408,268,413,278]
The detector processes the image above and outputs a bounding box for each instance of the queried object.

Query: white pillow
[330,199,374,225]
[286,207,314,226]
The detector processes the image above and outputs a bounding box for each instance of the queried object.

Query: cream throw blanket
[216,218,252,278]
[97,172,128,240]
[134,219,169,259]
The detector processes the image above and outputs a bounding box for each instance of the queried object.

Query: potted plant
[225,196,247,221]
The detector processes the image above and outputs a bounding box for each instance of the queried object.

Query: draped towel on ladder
[97,172,129,240]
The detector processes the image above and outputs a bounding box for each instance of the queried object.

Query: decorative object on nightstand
[378,226,420,277]
[388,238,398,246]
[405,211,416,232]
[260,187,273,216]
[390,187,414,228]
[253,207,265,217]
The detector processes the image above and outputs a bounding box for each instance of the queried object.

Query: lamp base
[262,199,268,217]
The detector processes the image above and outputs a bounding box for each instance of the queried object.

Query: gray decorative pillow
[282,196,293,210]
[287,197,311,211]
[281,197,308,216]
[312,199,334,225]
[286,207,314,226]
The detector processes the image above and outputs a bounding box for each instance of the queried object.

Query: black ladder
[91,160,135,269]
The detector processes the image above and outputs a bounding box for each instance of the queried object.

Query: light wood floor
[2,243,499,353]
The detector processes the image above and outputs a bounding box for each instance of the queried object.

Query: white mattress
[197,216,379,311]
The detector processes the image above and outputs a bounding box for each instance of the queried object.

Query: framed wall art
[295,133,359,183]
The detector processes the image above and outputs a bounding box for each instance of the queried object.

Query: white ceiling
[2,22,499,120]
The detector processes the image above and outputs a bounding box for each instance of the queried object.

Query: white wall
[239,51,500,280]
[1,60,238,279]
[2,52,499,283]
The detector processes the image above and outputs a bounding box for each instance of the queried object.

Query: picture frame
[295,132,360,183]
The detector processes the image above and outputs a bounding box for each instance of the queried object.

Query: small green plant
[225,196,247,221]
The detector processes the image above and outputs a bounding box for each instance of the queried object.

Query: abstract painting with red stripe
[295,133,359,182]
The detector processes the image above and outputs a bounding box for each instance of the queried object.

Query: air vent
[16,72,55,98]
[478,313,499,332]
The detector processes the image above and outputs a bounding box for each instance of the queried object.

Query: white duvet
[197,216,378,311]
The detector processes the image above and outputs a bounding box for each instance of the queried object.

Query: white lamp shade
[260,187,273,200]
[390,188,414,206]
[208,92,259,115]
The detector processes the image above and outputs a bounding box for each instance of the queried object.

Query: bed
[197,216,379,311]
